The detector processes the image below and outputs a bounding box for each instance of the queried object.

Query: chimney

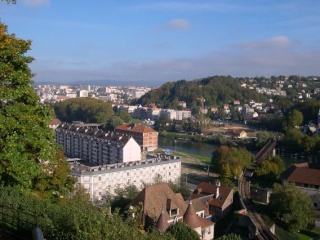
[216,186,220,199]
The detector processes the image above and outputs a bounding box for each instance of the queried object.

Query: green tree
[54,97,114,123]
[269,182,315,233]
[286,109,303,129]
[168,176,190,200]
[0,23,63,191]
[118,110,132,122]
[255,131,274,148]
[167,222,199,240]
[111,184,139,213]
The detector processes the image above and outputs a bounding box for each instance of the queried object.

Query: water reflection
[158,136,217,157]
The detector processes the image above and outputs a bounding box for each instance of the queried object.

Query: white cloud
[266,36,290,47]
[240,36,292,50]
[22,0,50,8]
[164,19,190,30]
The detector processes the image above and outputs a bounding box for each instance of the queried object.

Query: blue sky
[1,0,320,85]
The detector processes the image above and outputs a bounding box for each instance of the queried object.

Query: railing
[0,205,44,240]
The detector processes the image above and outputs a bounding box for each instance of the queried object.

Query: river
[159,136,320,167]
[158,136,217,157]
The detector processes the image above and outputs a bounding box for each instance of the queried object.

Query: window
[170,208,178,217]
[98,176,101,181]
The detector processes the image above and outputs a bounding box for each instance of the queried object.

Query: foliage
[269,182,315,233]
[212,145,252,179]
[168,176,190,200]
[134,76,268,113]
[54,97,114,123]
[255,131,274,148]
[216,233,241,240]
[0,23,71,193]
[295,99,320,125]
[33,150,77,200]
[285,109,304,129]
[255,156,285,181]
[111,184,139,213]
[166,221,199,240]
[0,186,169,240]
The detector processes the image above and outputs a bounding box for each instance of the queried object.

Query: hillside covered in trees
[134,76,269,113]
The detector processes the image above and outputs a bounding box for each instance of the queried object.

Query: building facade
[115,123,158,151]
[56,123,141,165]
[71,155,181,199]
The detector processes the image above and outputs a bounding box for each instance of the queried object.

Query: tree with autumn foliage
[212,145,252,179]
[0,22,74,196]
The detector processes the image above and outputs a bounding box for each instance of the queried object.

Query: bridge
[238,137,281,240]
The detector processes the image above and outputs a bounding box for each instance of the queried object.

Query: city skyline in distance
[2,0,320,85]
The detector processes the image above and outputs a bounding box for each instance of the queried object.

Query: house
[281,163,320,209]
[115,123,158,151]
[49,118,61,129]
[226,129,247,140]
[130,183,214,240]
[190,182,234,219]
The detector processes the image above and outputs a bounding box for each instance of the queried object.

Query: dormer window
[170,208,178,217]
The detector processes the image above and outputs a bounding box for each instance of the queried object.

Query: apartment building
[55,123,141,165]
[115,123,158,151]
[70,154,181,199]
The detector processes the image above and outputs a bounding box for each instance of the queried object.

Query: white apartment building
[55,123,141,165]
[175,110,191,120]
[70,154,181,199]
[78,90,89,97]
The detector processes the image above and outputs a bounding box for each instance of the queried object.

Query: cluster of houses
[53,120,237,239]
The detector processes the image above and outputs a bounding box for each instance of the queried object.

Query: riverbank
[154,148,219,186]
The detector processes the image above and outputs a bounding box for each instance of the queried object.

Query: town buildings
[190,182,234,220]
[55,123,181,200]
[130,183,214,240]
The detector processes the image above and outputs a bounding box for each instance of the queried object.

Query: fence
[0,204,43,239]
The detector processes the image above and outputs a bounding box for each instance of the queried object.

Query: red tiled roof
[131,183,187,221]
[190,182,233,208]
[156,211,169,232]
[50,118,61,125]
[116,123,157,133]
[198,216,214,229]
[282,163,320,186]
[183,202,201,229]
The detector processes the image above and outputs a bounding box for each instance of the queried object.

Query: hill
[134,76,269,112]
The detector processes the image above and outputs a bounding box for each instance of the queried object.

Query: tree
[54,97,114,123]
[0,23,61,190]
[167,222,199,240]
[286,109,303,129]
[111,184,139,213]
[255,156,285,181]
[118,110,132,122]
[212,145,252,179]
[269,182,315,232]
[255,131,274,148]
[168,176,190,200]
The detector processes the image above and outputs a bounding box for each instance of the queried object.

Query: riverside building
[55,123,181,199]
